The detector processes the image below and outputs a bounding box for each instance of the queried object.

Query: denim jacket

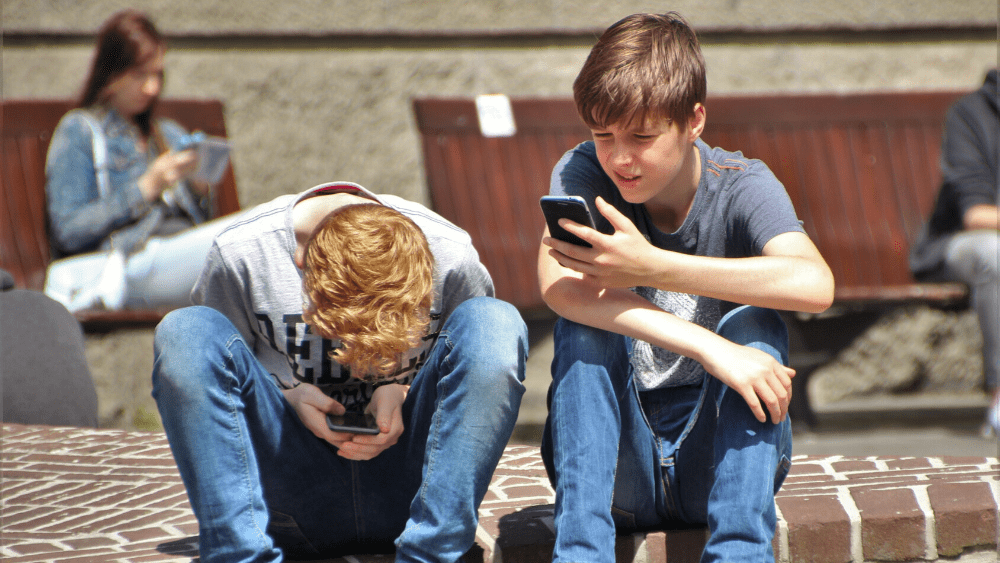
[45,105,209,258]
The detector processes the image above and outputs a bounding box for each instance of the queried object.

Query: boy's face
[590,105,704,206]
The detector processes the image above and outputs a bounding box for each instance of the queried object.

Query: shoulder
[380,194,474,246]
[213,194,297,252]
[552,141,615,196]
[554,141,601,176]
[53,109,95,138]
[699,140,781,192]
[47,109,100,158]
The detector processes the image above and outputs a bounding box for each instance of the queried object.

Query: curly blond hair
[302,203,434,382]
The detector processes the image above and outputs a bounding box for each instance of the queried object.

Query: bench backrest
[1,99,240,326]
[414,92,966,311]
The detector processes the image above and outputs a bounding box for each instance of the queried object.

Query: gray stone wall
[4,0,997,207]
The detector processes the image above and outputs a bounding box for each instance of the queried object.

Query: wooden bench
[1,99,241,330]
[413,91,969,424]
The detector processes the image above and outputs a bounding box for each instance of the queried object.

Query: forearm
[47,183,147,254]
[542,273,723,363]
[642,249,833,314]
[963,204,1000,231]
[540,244,726,364]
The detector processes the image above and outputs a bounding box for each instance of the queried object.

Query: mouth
[614,171,641,186]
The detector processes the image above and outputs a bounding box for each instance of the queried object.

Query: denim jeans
[152,297,527,563]
[943,230,999,391]
[540,306,793,563]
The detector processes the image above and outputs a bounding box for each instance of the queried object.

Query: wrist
[137,172,162,203]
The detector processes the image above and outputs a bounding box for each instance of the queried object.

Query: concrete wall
[5,0,997,208]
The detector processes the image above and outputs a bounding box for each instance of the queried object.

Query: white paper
[193,138,231,185]
[475,94,517,138]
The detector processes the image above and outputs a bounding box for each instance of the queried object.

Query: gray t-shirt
[550,139,804,390]
[193,182,494,410]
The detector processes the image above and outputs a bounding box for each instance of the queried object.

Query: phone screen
[326,412,380,435]
[540,196,596,248]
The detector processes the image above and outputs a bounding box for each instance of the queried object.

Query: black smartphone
[326,412,380,435]
[540,195,597,248]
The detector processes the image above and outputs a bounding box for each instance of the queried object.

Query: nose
[609,144,634,169]
[142,73,162,97]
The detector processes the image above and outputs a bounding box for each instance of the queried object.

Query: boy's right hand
[702,340,795,424]
[281,381,350,445]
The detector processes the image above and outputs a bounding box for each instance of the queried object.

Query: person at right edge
[536,12,835,562]
[911,69,999,437]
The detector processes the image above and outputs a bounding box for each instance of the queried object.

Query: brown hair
[302,204,435,382]
[573,12,706,130]
[78,10,165,135]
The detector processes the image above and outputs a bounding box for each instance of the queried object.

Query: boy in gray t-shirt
[537,13,834,562]
[153,182,526,562]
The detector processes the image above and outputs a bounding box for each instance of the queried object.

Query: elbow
[540,277,575,318]
[802,269,835,314]
[539,269,596,322]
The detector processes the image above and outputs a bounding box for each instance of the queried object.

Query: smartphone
[326,412,380,435]
[540,195,597,248]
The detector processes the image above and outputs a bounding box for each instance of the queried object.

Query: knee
[445,297,527,379]
[717,306,788,365]
[948,232,1000,284]
[153,306,235,387]
[155,306,227,354]
[552,316,628,369]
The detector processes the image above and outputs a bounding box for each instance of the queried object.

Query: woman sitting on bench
[44,9,236,312]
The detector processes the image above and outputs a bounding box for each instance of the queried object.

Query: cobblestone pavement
[2,423,998,562]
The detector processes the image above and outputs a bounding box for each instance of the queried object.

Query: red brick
[936,456,991,466]
[783,474,836,485]
[885,458,933,470]
[60,536,123,549]
[831,460,878,473]
[502,484,555,501]
[7,507,91,532]
[787,462,826,475]
[852,487,927,561]
[927,481,999,556]
[776,494,852,563]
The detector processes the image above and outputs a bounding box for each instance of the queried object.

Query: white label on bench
[476,94,517,138]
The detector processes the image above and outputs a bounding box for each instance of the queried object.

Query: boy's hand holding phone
[328,383,407,461]
[543,196,660,289]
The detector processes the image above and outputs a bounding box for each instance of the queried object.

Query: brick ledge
[2,423,997,562]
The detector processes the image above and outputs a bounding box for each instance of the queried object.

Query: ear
[687,103,706,141]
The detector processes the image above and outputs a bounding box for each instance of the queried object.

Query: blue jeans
[540,306,793,563]
[152,297,527,563]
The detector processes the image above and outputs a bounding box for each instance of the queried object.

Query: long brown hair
[78,10,165,135]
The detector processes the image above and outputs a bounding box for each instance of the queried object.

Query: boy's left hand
[334,383,408,461]
[703,339,795,424]
[544,196,658,288]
